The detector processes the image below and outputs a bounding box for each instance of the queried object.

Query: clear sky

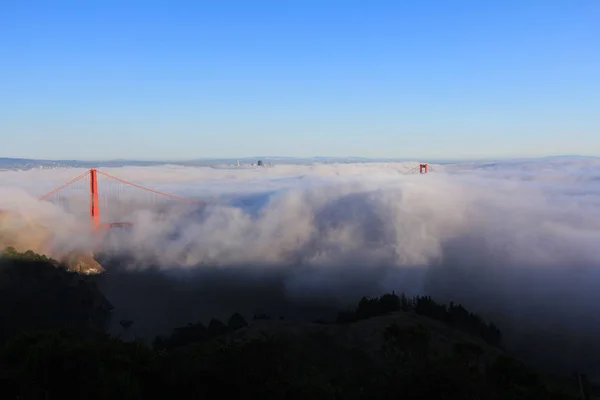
[2,0,599,161]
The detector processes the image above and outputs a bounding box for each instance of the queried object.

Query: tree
[228,313,248,330]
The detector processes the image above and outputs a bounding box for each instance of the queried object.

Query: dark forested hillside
[0,248,591,399]
[0,247,113,344]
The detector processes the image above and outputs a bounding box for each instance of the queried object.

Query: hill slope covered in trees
[0,248,593,399]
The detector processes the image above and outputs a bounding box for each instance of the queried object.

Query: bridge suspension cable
[38,170,90,201]
[96,170,204,205]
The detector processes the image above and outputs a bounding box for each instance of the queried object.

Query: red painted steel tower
[90,169,100,228]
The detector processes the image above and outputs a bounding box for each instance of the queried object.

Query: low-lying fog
[2,158,600,378]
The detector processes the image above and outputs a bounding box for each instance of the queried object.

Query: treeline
[152,313,249,350]
[336,292,502,346]
[2,246,58,264]
[161,291,503,350]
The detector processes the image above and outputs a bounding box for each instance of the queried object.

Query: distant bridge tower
[419,163,429,174]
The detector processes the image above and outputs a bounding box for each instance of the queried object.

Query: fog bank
[1,159,600,377]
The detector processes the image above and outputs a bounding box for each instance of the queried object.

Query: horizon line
[0,154,597,164]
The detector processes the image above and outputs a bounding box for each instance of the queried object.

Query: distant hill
[1,155,597,171]
[0,157,168,170]
[0,156,415,170]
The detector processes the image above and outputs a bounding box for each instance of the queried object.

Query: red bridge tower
[90,169,100,229]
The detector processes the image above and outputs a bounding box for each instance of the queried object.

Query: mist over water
[2,159,600,377]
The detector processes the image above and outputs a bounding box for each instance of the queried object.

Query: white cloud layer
[1,158,600,377]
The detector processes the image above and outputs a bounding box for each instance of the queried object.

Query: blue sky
[2,0,599,160]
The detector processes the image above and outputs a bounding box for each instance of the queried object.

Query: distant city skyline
[2,1,599,160]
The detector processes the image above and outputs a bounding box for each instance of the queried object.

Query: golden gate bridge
[38,169,205,230]
[37,164,432,230]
